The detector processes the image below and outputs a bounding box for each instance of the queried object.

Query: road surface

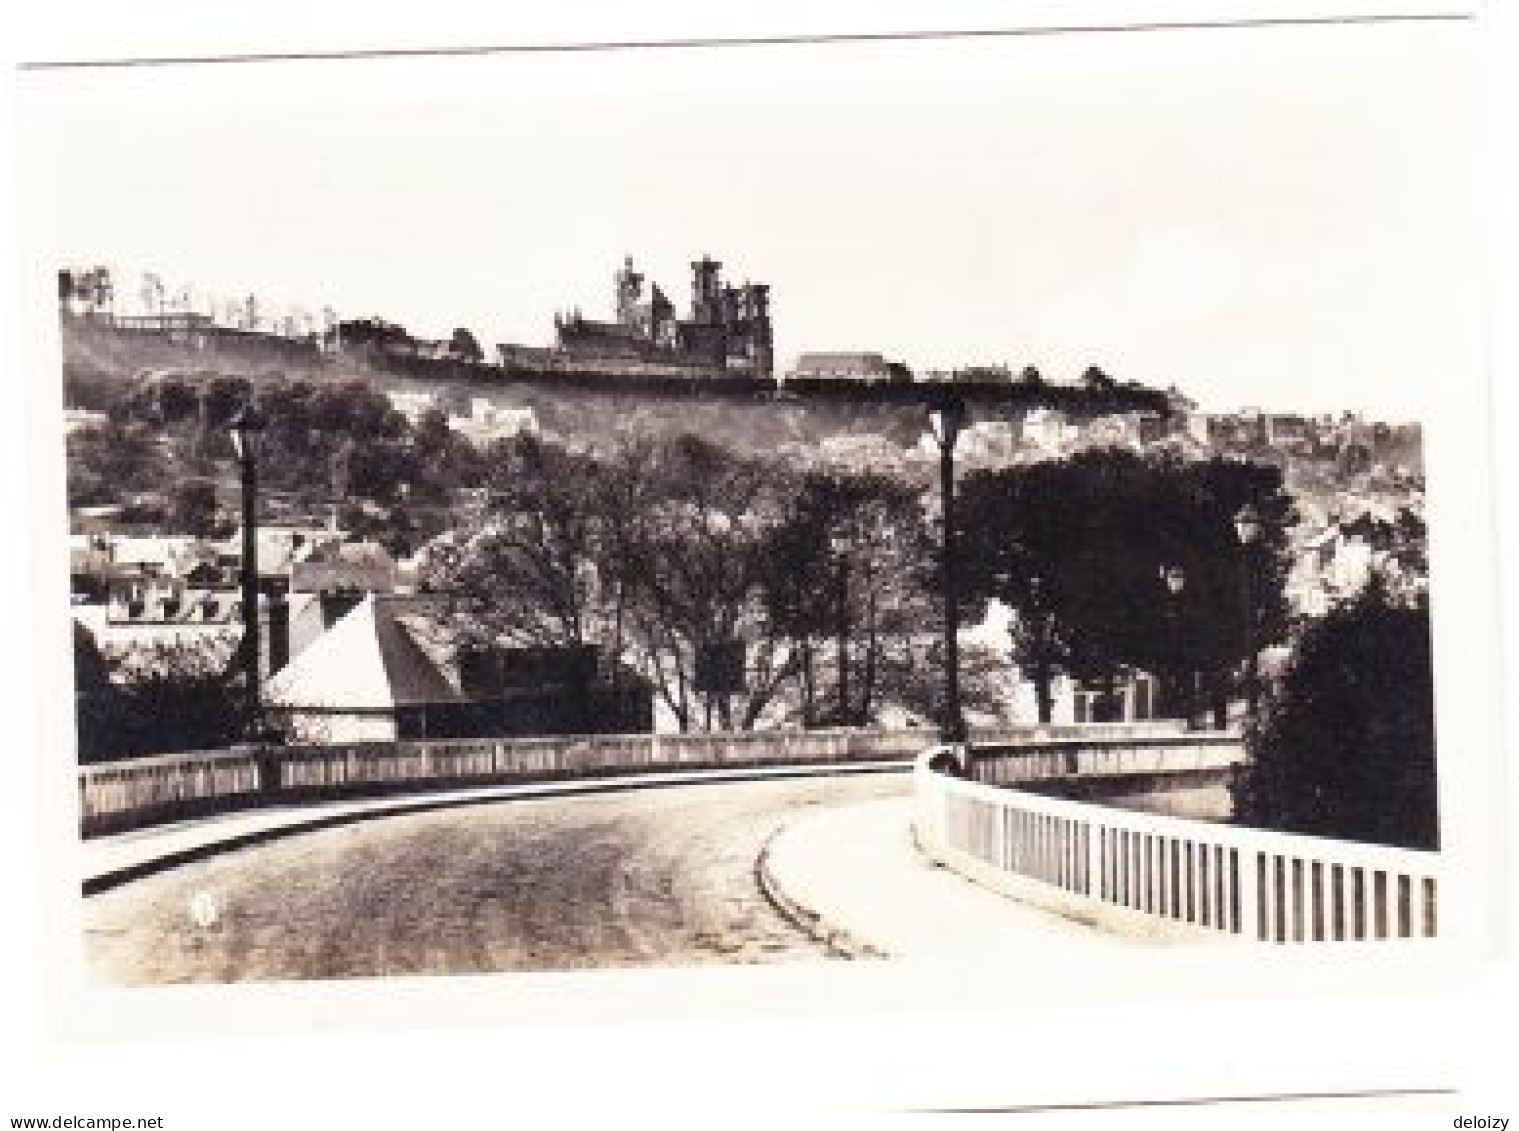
[84,772,907,985]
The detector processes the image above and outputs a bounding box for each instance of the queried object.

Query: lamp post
[1233,503,1263,723]
[1159,564,1190,725]
[1016,571,1059,727]
[829,532,851,727]
[930,396,969,750]
[230,406,267,737]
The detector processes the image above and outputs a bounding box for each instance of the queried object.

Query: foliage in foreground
[75,637,249,762]
[1233,576,1438,850]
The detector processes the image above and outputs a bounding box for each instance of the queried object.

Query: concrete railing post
[255,745,283,800]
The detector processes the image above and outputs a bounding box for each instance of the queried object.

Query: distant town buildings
[71,524,345,678]
[451,399,538,445]
[62,261,1429,744]
[915,364,1033,385]
[385,389,440,425]
[1020,407,1081,454]
[955,421,1023,465]
[789,352,910,383]
[63,408,110,436]
[68,512,658,744]
[1077,414,1144,452]
[384,389,539,444]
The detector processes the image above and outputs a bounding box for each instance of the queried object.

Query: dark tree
[81,642,249,761]
[169,477,222,537]
[1177,456,1295,722]
[105,372,484,512]
[200,375,254,430]
[66,419,168,507]
[344,439,421,505]
[421,435,627,731]
[73,622,124,762]
[1233,578,1437,849]
[248,379,411,502]
[958,458,1084,721]
[426,434,613,653]
[614,435,797,731]
[957,450,1294,723]
[871,636,1008,732]
[409,406,486,502]
[422,433,795,733]
[153,375,202,425]
[759,469,933,727]
[301,381,405,440]
[758,495,833,726]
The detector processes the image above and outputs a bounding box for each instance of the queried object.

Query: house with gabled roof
[266,593,655,744]
[264,594,461,743]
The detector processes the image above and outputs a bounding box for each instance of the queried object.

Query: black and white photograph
[5,0,1514,1119]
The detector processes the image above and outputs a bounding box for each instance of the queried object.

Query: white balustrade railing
[972,733,1246,786]
[79,747,265,831]
[916,747,1440,942]
[76,720,1205,837]
[270,729,910,791]
[78,726,944,834]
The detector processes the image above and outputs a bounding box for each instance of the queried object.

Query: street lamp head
[1234,503,1263,545]
[229,405,267,461]
[1160,563,1186,594]
[928,398,969,447]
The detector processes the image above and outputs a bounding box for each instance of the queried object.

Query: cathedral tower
[690,256,723,325]
[615,255,644,328]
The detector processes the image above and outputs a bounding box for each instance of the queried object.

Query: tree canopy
[75,639,249,762]
[957,450,1295,721]
[1233,577,1437,849]
[761,468,935,725]
[92,372,490,536]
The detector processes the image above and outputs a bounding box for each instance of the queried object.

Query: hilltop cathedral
[550,255,774,379]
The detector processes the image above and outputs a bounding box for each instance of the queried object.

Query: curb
[753,821,889,961]
[84,760,911,896]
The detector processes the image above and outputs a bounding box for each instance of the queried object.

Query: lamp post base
[938,718,971,777]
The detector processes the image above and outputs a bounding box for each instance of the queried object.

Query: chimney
[263,599,291,678]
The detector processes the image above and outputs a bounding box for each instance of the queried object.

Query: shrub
[1233,575,1437,849]
[80,641,248,761]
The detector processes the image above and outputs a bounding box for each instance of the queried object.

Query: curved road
[84,772,907,986]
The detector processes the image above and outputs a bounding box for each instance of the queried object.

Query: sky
[18,17,1482,416]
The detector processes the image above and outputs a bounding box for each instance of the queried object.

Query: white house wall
[286,710,398,746]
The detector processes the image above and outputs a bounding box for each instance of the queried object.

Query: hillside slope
[60,316,930,459]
